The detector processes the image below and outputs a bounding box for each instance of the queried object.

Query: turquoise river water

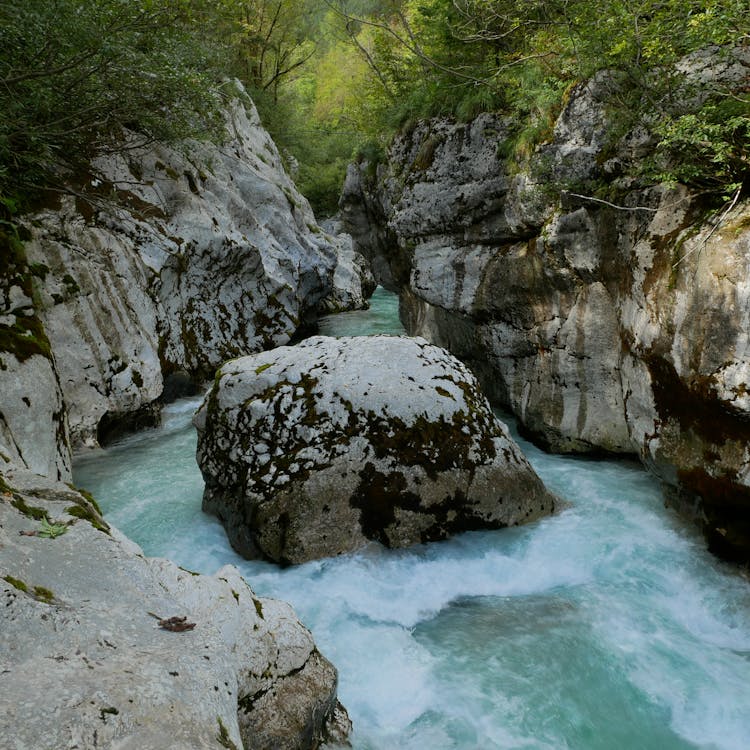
[74,287,750,749]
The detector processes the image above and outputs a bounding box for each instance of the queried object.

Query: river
[74,287,750,749]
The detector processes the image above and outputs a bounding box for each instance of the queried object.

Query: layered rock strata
[194,335,556,564]
[0,461,349,749]
[339,48,750,562]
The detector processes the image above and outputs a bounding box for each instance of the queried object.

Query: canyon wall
[1,90,368,477]
[340,49,750,563]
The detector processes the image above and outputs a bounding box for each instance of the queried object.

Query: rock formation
[195,335,556,564]
[1,87,370,476]
[339,48,750,563]
[0,461,349,749]
[0,89,358,747]
[0,232,71,481]
[317,221,376,314]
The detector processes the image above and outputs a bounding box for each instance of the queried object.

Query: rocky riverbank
[0,87,371,480]
[339,48,750,563]
[0,462,349,749]
[0,91,361,748]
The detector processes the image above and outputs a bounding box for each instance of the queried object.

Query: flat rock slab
[195,335,556,564]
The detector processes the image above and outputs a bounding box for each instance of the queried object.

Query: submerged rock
[0,461,348,749]
[194,335,556,564]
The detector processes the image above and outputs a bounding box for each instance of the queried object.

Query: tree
[213,0,318,102]
[0,0,226,207]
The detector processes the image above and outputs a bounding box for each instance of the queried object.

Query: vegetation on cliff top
[0,0,230,209]
[301,0,748,205]
[0,0,747,216]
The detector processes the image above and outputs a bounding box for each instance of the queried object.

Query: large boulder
[0,461,349,749]
[194,335,556,564]
[338,47,750,564]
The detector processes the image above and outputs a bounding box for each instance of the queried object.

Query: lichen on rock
[0,460,348,750]
[194,335,556,564]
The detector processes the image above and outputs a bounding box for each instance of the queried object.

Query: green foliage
[312,0,749,196]
[1,0,745,215]
[37,518,68,539]
[653,98,750,194]
[0,0,227,206]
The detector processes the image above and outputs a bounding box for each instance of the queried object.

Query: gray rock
[0,461,348,749]
[16,89,337,451]
[339,51,750,562]
[317,229,376,313]
[0,353,71,481]
[0,245,71,479]
[194,335,556,564]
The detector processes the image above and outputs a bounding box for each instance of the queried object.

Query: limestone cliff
[339,49,750,563]
[0,88,357,748]
[0,90,367,476]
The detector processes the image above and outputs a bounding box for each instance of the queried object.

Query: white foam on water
[73,291,750,750]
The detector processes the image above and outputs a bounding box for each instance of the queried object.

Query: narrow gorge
[340,47,750,565]
[2,12,750,748]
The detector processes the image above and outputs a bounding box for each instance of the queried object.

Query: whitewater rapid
[74,288,750,749]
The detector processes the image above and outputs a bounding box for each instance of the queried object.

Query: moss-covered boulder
[194,335,556,564]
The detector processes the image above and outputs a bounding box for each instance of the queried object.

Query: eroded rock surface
[317,222,376,314]
[9,89,341,455]
[0,462,348,749]
[194,335,556,564]
[339,47,750,562]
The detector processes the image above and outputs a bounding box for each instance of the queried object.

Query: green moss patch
[11,495,49,521]
[3,576,55,603]
[65,504,110,534]
[216,717,239,750]
[412,134,442,172]
[3,575,28,593]
[0,225,53,363]
[32,585,54,603]
[66,485,103,515]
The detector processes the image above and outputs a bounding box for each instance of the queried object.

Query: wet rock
[194,335,556,564]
